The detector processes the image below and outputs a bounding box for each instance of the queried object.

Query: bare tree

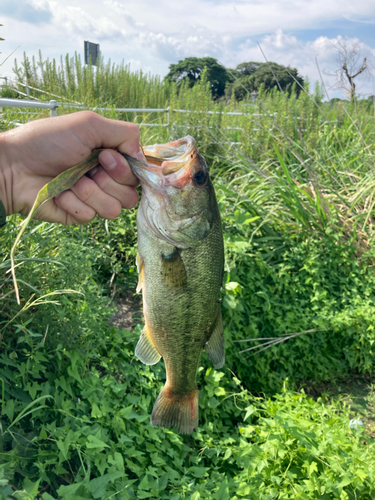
[325,39,373,102]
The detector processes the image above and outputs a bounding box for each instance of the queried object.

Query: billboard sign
[84,41,100,66]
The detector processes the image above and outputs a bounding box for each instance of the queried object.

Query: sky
[1,0,375,99]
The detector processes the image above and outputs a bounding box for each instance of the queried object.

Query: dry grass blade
[1,289,83,333]
[237,329,324,356]
[10,150,103,305]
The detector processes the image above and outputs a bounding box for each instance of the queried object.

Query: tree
[165,57,231,98]
[235,62,262,76]
[227,61,304,100]
[325,39,373,102]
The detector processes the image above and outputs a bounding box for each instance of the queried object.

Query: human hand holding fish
[0,110,143,225]
[9,115,225,435]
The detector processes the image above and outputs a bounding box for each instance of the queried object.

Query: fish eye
[193,170,207,186]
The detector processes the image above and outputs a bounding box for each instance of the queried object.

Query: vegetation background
[1,52,375,499]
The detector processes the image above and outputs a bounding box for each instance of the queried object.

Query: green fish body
[130,136,224,434]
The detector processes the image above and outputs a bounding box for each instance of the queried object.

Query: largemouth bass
[129,136,224,435]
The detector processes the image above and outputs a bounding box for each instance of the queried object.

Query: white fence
[0,98,59,117]
[0,97,258,122]
[0,96,339,134]
[0,97,282,138]
[0,98,266,147]
[0,98,317,145]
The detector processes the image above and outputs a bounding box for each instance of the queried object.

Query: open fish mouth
[143,136,196,164]
[142,135,198,174]
[126,136,206,192]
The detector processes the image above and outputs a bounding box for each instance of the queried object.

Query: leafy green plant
[1,322,375,499]
[1,51,375,498]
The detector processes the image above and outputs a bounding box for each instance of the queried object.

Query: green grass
[1,53,375,498]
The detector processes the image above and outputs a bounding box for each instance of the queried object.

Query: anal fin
[205,310,225,369]
[135,327,161,365]
[136,252,144,293]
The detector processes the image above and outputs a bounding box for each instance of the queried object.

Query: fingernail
[100,150,117,170]
[89,167,99,177]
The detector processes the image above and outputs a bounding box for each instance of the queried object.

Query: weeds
[1,53,375,498]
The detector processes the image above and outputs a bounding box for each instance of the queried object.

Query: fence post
[49,100,58,117]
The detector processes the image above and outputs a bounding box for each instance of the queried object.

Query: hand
[0,111,143,224]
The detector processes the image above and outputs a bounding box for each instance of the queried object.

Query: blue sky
[1,0,374,98]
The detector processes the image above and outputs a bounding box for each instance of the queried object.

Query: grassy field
[1,53,375,499]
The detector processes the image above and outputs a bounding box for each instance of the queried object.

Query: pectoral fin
[135,327,161,365]
[161,248,187,287]
[205,310,225,369]
[136,252,144,293]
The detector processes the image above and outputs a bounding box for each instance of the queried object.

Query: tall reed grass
[3,52,372,147]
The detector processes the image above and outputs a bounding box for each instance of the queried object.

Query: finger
[73,111,145,159]
[88,166,139,209]
[98,149,139,187]
[70,174,122,219]
[54,190,96,224]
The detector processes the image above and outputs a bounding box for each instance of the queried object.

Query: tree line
[165,56,304,100]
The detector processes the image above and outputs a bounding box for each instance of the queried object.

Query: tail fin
[151,385,199,435]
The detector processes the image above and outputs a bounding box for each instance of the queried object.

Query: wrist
[0,131,13,216]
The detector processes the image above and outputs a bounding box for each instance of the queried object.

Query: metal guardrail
[0,97,262,115]
[0,76,82,104]
[0,98,272,129]
[0,97,340,131]
[0,98,59,116]
[0,98,170,125]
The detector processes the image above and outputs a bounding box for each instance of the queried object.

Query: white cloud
[22,0,375,39]
[45,1,128,40]
[103,0,146,28]
[262,30,302,51]
[0,0,374,98]
[138,27,233,64]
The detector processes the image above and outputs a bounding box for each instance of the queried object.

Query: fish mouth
[142,135,199,175]
[124,136,205,192]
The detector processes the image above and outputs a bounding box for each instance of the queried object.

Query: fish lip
[125,136,204,189]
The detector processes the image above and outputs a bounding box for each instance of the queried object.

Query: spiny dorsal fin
[136,252,144,293]
[205,309,225,369]
[161,248,187,288]
[135,327,161,365]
